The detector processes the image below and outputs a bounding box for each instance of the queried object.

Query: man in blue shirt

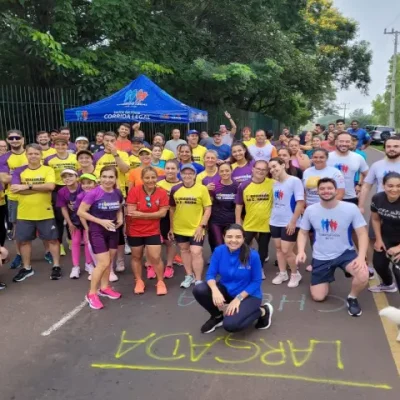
[347,120,371,150]
[205,132,231,163]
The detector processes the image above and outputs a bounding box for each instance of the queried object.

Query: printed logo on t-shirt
[245,193,269,202]
[98,201,120,211]
[215,193,236,201]
[334,164,349,174]
[176,196,197,205]
[274,190,284,200]
[384,170,395,177]
[321,219,338,232]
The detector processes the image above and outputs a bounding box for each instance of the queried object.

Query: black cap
[212,131,222,137]
[76,150,93,159]
[131,137,143,143]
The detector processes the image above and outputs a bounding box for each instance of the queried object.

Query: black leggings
[0,204,6,246]
[208,223,231,252]
[192,282,262,332]
[244,231,271,267]
[373,238,400,286]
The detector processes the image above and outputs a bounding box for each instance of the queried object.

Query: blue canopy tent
[64,75,208,125]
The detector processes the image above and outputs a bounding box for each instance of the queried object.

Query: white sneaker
[288,272,302,288]
[85,263,94,274]
[69,266,80,279]
[115,259,125,272]
[180,274,195,288]
[124,243,131,255]
[109,269,119,282]
[272,271,289,285]
[261,269,266,280]
[88,274,92,281]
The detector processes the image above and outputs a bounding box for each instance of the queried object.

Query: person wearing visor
[75,136,90,152]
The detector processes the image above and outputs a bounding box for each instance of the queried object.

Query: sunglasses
[8,136,21,141]
[145,195,152,208]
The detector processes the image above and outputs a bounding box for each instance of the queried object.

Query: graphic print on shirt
[334,164,349,174]
[97,200,121,211]
[274,190,284,200]
[320,219,338,232]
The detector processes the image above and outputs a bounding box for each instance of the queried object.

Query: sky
[333,0,400,114]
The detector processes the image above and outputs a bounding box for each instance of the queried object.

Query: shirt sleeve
[300,207,311,231]
[169,186,178,207]
[271,146,278,158]
[201,186,212,207]
[126,186,137,205]
[351,205,367,229]
[159,188,169,207]
[45,167,56,184]
[56,188,69,208]
[0,154,10,173]
[333,170,345,189]
[82,189,97,206]
[235,184,244,205]
[370,194,378,213]
[364,164,376,185]
[242,249,262,296]
[293,177,305,201]
[11,168,22,185]
[205,246,222,281]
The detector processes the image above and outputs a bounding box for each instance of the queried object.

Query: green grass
[371,144,383,151]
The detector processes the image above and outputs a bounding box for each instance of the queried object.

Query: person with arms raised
[219,111,237,146]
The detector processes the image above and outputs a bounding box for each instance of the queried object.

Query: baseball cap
[187,129,199,135]
[53,134,69,144]
[75,136,89,143]
[76,150,93,159]
[79,173,97,182]
[180,163,196,173]
[138,148,152,155]
[131,137,143,143]
[60,169,78,177]
[212,131,222,136]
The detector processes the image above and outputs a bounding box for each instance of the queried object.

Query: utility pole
[384,28,399,128]
[338,103,350,121]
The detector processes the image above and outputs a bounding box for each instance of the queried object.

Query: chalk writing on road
[91,331,392,390]
[178,290,347,313]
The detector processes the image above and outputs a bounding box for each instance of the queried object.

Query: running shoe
[60,244,66,256]
[85,263,94,275]
[368,267,375,280]
[6,230,13,241]
[255,303,274,330]
[163,265,174,279]
[10,254,22,269]
[13,267,34,282]
[261,269,266,280]
[124,243,131,255]
[115,259,125,272]
[67,239,72,250]
[86,293,104,310]
[180,274,194,288]
[173,255,184,267]
[109,269,119,282]
[201,315,224,333]
[288,272,302,288]
[146,265,156,279]
[44,251,53,264]
[69,266,80,279]
[347,297,362,317]
[272,271,289,285]
[98,286,122,299]
[0,282,7,290]
[368,283,398,293]
[50,266,62,280]
[134,279,145,294]
[156,280,168,296]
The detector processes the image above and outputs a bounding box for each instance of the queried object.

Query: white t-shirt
[300,201,366,260]
[270,176,304,227]
[364,158,400,193]
[248,143,276,162]
[327,151,369,199]
[302,166,345,206]
[221,132,234,146]
[164,139,187,155]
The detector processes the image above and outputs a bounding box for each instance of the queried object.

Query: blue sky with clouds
[333,0,400,113]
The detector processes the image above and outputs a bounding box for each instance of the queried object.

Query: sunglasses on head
[8,136,21,141]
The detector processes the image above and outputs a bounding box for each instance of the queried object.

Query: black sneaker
[274,260,278,267]
[347,297,362,317]
[200,315,223,334]
[255,303,274,329]
[13,268,34,282]
[50,266,62,280]
[0,282,6,290]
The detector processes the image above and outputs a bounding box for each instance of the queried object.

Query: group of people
[0,116,399,336]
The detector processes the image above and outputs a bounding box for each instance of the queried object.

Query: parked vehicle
[365,125,397,144]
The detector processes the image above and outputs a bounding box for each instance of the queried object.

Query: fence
[0,85,285,144]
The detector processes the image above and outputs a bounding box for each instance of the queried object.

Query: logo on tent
[123,89,149,106]
[76,110,89,121]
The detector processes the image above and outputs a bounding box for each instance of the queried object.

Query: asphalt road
[1,147,400,400]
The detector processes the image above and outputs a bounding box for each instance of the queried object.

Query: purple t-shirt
[201,174,220,187]
[210,181,238,225]
[82,186,123,231]
[56,185,82,226]
[232,161,254,184]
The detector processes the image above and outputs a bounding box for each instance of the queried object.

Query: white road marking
[41,300,87,336]
[368,146,384,154]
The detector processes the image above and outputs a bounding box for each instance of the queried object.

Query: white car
[366,125,397,144]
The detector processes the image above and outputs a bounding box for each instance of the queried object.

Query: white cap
[75,136,89,143]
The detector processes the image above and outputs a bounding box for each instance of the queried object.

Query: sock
[347,295,356,299]
[24,265,32,270]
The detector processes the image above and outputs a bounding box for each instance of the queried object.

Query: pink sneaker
[98,286,122,300]
[163,265,174,279]
[85,293,104,310]
[147,265,156,279]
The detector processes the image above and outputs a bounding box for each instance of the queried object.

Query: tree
[371,54,400,129]
[348,109,375,128]
[0,0,372,126]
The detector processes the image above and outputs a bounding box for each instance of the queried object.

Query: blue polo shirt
[205,143,231,160]
[346,128,371,149]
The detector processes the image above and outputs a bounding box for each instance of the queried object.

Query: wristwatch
[200,224,207,229]
[236,294,244,302]
[113,153,120,158]
[28,183,33,190]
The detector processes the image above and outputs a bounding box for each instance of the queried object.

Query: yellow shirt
[41,147,57,160]
[243,138,256,147]
[44,153,78,185]
[93,150,130,196]
[236,178,274,232]
[0,183,5,206]
[161,148,175,161]
[170,183,212,236]
[12,165,55,220]
[0,151,28,201]
[157,179,181,196]
[191,145,207,165]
